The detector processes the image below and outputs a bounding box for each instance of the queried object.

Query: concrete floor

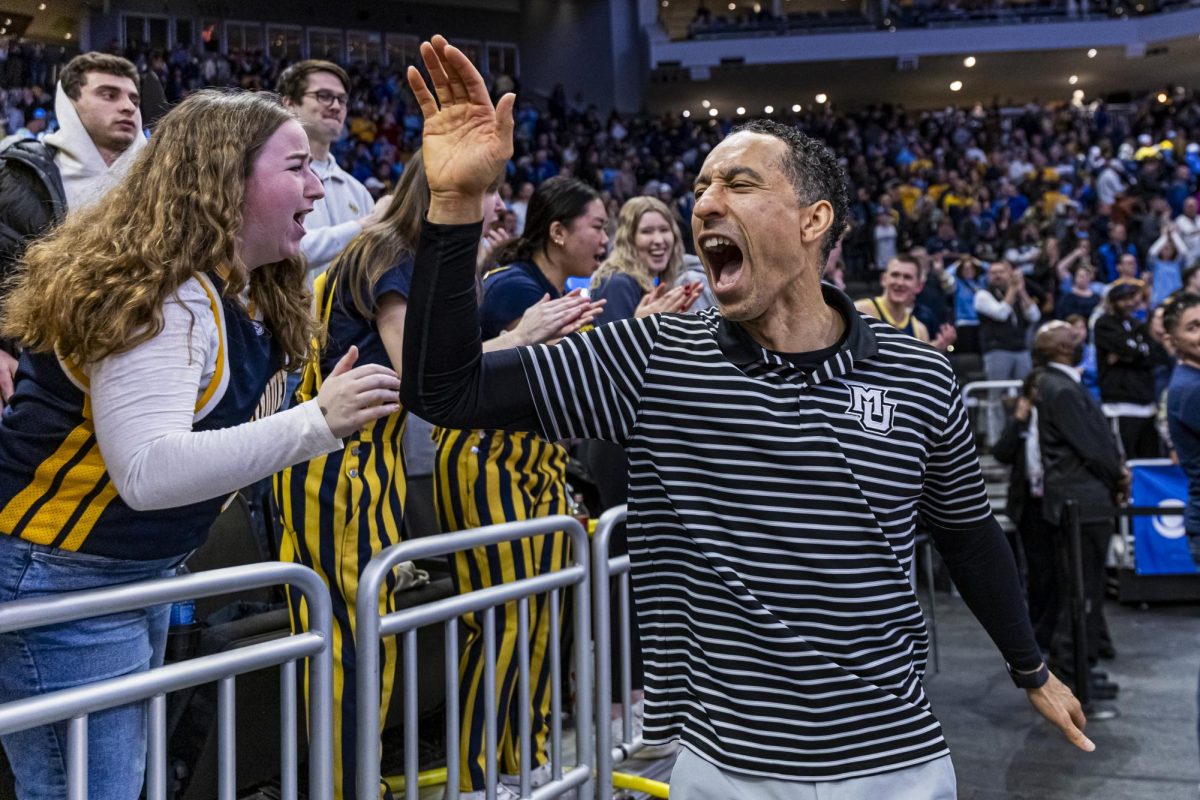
[613,595,1200,799]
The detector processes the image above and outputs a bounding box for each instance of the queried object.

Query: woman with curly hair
[0,89,399,800]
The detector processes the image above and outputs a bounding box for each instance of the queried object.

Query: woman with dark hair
[434,175,608,798]
[0,89,398,800]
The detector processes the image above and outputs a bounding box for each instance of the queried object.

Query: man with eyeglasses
[276,59,392,284]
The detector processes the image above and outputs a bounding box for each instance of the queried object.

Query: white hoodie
[42,82,148,214]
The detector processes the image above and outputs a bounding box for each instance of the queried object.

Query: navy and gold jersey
[317,255,413,378]
[0,274,282,560]
[479,261,558,340]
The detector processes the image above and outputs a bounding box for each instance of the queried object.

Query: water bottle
[165,566,200,662]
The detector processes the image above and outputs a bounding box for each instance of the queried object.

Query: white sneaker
[610,697,644,744]
[499,762,553,788]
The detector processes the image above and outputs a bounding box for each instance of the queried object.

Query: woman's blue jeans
[0,534,182,800]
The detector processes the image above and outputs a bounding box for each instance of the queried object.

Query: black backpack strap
[0,140,66,224]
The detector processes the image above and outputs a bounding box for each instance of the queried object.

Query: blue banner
[1129,461,1196,576]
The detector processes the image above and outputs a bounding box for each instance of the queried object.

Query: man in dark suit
[1034,321,1130,699]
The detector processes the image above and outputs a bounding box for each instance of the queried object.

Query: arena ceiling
[644,34,1200,113]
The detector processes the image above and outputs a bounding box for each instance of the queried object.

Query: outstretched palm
[407,35,515,201]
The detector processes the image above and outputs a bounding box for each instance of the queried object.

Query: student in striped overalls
[434,177,608,798]
[276,155,601,800]
[0,89,399,800]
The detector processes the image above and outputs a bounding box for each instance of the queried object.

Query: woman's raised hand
[406,35,515,221]
[315,346,402,438]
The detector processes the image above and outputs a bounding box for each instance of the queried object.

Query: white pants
[669,747,957,800]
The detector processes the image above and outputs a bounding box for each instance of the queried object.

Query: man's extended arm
[401,220,539,431]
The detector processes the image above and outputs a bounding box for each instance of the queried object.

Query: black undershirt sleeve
[401,220,541,431]
[924,515,1044,673]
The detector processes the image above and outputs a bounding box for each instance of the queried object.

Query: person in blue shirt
[1161,290,1200,767]
[1164,291,1200,556]
[1098,223,1138,283]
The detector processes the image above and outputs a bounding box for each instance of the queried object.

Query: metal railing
[592,506,639,800]
[355,516,593,800]
[962,379,1023,450]
[0,562,334,800]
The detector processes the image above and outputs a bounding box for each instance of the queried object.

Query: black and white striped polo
[517,285,993,781]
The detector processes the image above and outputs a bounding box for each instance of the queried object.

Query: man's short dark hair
[890,253,921,276]
[1163,291,1200,333]
[59,53,139,101]
[275,60,351,105]
[732,119,851,263]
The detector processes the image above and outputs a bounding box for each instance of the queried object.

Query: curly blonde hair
[590,196,684,294]
[2,89,313,368]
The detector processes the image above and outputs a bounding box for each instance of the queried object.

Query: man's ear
[801,200,834,250]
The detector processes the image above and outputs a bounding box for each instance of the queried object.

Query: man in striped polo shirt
[400,38,1092,798]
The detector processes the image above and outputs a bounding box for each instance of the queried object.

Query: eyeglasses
[302,90,348,108]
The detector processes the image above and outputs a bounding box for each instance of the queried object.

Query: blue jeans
[0,535,182,800]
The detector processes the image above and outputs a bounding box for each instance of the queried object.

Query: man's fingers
[439,42,473,105]
[496,93,517,144]
[444,41,495,107]
[419,40,454,108]
[1057,713,1095,752]
[406,66,439,118]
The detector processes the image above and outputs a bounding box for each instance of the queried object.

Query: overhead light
[963,56,976,68]
[736,106,746,115]
[1072,89,1085,101]
[764,104,774,113]
[1087,48,1097,58]
[727,1,736,9]
[37,2,45,8]
[950,80,963,91]
[1157,92,1169,103]
[1068,75,1079,85]
[709,107,719,117]
[815,93,828,104]
[3,18,10,24]
[753,2,762,11]
[701,99,711,108]
[682,109,691,118]
[0,27,6,35]
[792,103,802,112]
[662,0,669,6]
[64,31,71,39]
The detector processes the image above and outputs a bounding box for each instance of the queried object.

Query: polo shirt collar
[312,156,345,183]
[714,283,878,386]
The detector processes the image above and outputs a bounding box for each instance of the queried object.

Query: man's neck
[95,143,123,168]
[877,294,909,321]
[308,137,332,163]
[741,278,845,354]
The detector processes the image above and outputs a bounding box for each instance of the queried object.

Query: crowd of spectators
[6,37,1200,415]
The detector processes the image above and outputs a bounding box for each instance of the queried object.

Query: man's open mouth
[701,235,744,290]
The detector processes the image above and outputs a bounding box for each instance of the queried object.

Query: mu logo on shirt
[846,385,896,434]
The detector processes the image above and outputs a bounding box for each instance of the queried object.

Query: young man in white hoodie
[0,52,147,409]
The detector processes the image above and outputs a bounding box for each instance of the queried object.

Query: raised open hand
[406,35,515,220]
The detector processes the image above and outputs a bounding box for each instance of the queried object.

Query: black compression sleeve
[924,515,1044,673]
[401,220,541,431]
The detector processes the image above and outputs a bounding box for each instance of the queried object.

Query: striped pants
[433,428,570,792]
[274,413,408,800]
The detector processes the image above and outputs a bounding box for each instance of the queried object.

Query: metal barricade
[0,562,334,800]
[592,506,640,800]
[355,516,593,800]
[961,379,1023,449]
